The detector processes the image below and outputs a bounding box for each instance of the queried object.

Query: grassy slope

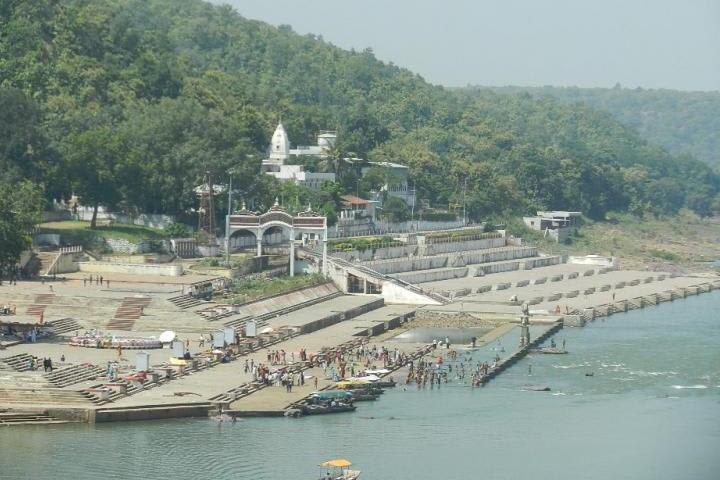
[39,220,166,248]
[522,211,720,272]
[228,274,327,305]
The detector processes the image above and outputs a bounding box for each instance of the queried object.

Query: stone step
[0,410,69,425]
[25,305,46,315]
[0,418,70,425]
[105,297,151,330]
[46,317,82,335]
[0,390,92,406]
[223,291,343,330]
[35,294,56,304]
[0,353,34,372]
[106,318,137,330]
[44,364,105,388]
[167,295,204,309]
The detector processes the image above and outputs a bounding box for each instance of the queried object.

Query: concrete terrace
[418,266,713,320]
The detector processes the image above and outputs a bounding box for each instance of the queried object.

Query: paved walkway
[228,366,334,413]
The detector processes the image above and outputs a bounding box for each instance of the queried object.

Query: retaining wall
[94,403,211,422]
[427,237,506,254]
[393,267,468,284]
[105,238,154,254]
[366,256,449,275]
[477,260,521,275]
[463,246,537,265]
[78,262,183,276]
[524,255,562,269]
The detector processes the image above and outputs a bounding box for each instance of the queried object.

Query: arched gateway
[225,200,328,276]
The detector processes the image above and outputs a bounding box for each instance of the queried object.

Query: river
[1,292,719,479]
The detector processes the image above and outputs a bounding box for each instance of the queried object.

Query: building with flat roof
[523,210,582,242]
[360,161,416,207]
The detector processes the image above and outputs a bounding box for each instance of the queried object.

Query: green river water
[1,292,719,479]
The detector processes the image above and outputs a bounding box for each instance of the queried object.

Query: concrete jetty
[476,322,563,385]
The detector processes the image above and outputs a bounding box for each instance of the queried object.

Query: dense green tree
[484,86,720,168]
[382,197,410,222]
[0,0,716,224]
[60,126,128,228]
[0,180,44,280]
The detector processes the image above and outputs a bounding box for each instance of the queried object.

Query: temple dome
[269,122,290,161]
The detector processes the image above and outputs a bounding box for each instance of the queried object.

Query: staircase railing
[299,247,449,304]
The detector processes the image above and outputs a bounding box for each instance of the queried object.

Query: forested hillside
[1,0,719,224]
[483,86,720,169]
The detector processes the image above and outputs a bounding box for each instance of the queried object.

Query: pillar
[256,232,262,257]
[289,228,295,277]
[363,278,368,294]
[322,238,328,275]
[225,217,231,264]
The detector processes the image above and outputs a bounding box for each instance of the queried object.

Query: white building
[358,161,416,208]
[523,210,582,242]
[339,195,376,221]
[261,123,336,190]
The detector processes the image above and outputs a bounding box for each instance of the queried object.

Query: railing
[424,231,502,244]
[306,248,449,305]
[43,252,61,276]
[328,221,472,239]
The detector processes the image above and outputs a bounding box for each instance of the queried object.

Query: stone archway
[226,200,328,277]
[227,228,258,252]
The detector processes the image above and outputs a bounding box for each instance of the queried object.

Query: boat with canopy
[317,459,361,479]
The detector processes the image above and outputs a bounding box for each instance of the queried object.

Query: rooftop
[368,161,409,170]
[536,211,582,217]
[340,195,370,206]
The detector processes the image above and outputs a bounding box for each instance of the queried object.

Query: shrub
[165,222,191,238]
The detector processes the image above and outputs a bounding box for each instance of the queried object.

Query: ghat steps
[167,294,205,309]
[0,410,68,425]
[46,317,82,335]
[25,293,56,317]
[106,297,152,331]
[0,353,34,372]
[44,364,105,388]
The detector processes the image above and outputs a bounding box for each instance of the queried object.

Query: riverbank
[1,261,718,425]
[524,211,720,273]
[1,290,718,480]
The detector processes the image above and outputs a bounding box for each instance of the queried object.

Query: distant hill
[1,0,718,221]
[477,86,720,169]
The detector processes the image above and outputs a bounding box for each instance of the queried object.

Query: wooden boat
[372,378,396,388]
[318,459,361,479]
[335,381,384,394]
[352,374,396,388]
[310,390,354,402]
[351,392,378,402]
[302,403,357,415]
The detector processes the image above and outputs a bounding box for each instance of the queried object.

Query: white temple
[261,122,336,190]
